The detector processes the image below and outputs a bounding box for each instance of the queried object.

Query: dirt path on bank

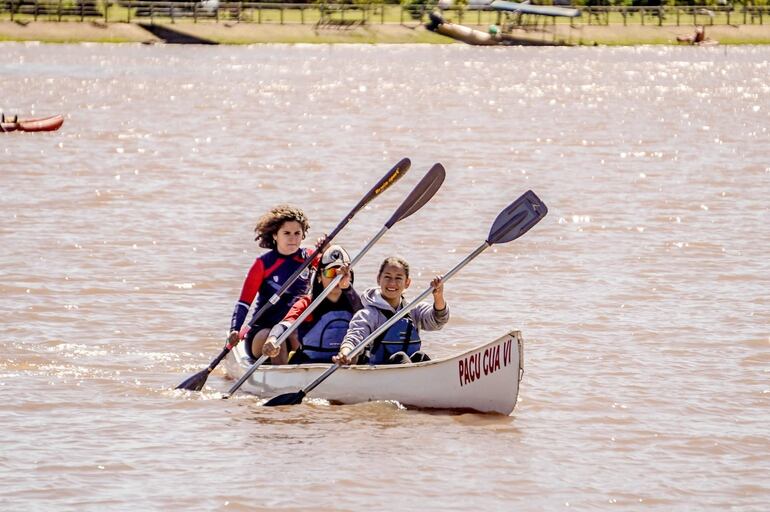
[1,20,769,45]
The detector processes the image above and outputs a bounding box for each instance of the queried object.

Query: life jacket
[250,248,311,328]
[297,310,353,363]
[367,308,421,365]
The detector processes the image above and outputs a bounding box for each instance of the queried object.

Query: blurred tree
[401,0,431,20]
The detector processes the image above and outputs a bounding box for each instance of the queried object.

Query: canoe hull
[224,330,524,415]
[1,114,64,133]
[426,12,570,47]
[427,12,500,46]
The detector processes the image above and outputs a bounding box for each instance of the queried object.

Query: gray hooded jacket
[339,287,449,355]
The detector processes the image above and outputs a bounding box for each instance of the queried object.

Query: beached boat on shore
[223,330,524,415]
[425,12,570,46]
[1,114,64,133]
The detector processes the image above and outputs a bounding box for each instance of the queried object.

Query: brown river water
[1,43,769,510]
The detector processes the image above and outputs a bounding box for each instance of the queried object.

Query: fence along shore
[2,2,769,27]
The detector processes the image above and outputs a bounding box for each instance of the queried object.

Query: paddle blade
[487,190,548,245]
[385,163,446,228]
[353,158,411,213]
[175,369,209,391]
[264,391,306,407]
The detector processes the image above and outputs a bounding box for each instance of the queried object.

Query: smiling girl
[228,205,315,360]
[334,256,449,365]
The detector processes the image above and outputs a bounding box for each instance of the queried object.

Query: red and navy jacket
[230,248,314,333]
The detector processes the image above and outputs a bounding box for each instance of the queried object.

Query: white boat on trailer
[223,330,524,415]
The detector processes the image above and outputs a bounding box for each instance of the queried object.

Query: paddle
[263,189,548,407]
[224,163,446,398]
[175,157,411,391]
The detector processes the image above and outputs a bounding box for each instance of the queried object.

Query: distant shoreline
[2,20,770,45]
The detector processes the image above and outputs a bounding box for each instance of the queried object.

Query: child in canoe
[334,256,449,365]
[229,205,317,361]
[262,245,363,364]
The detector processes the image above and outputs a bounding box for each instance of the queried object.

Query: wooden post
[126,0,131,22]
[280,5,284,24]
[381,4,385,24]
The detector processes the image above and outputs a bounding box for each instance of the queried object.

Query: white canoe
[223,330,524,415]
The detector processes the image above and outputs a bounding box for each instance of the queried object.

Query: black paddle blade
[353,158,411,212]
[487,190,548,245]
[373,157,411,197]
[263,391,306,407]
[175,369,210,391]
[385,163,446,228]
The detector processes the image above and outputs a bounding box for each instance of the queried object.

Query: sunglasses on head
[321,267,342,279]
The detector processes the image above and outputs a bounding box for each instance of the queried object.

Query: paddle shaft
[216,231,350,388]
[299,241,490,397]
[195,244,332,380]
[226,225,388,396]
[244,159,409,333]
